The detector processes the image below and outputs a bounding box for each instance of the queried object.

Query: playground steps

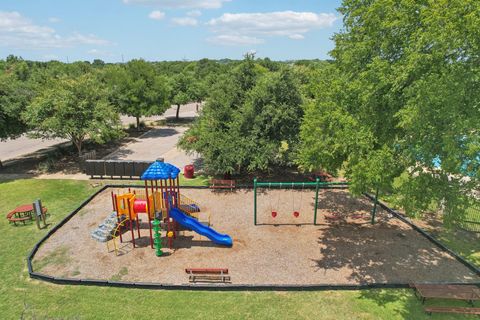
[91,212,119,242]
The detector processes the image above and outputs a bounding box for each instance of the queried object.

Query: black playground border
[27,185,480,291]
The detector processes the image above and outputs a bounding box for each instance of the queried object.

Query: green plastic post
[314,177,319,225]
[254,178,257,226]
[152,219,162,256]
[371,187,379,225]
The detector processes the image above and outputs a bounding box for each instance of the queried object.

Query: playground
[32,177,479,286]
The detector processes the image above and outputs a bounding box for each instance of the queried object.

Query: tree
[107,59,170,129]
[0,73,31,140]
[188,79,207,111]
[170,72,193,120]
[180,57,303,175]
[298,0,480,221]
[0,57,36,140]
[24,73,122,156]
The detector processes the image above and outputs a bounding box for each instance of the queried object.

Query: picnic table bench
[6,211,31,225]
[424,306,480,315]
[411,284,480,315]
[209,179,235,190]
[185,268,230,283]
[6,204,48,226]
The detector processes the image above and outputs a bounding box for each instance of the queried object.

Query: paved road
[0,103,201,162]
[0,136,68,162]
[104,126,202,169]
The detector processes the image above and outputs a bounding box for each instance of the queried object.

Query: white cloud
[48,17,61,23]
[87,49,112,57]
[207,11,337,45]
[172,17,198,26]
[289,34,304,40]
[0,11,111,49]
[149,10,165,20]
[187,10,202,17]
[207,34,264,46]
[67,33,111,46]
[123,0,229,9]
[42,54,59,60]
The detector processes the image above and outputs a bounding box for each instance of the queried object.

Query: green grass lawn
[0,178,477,319]
[432,229,480,267]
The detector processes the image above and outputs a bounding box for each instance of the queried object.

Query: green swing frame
[253,178,351,225]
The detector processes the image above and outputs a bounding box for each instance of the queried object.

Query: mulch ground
[32,188,480,285]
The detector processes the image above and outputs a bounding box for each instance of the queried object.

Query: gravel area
[33,188,480,285]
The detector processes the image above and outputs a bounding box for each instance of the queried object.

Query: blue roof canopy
[141,160,180,180]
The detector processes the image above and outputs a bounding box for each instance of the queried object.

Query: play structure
[252,178,374,225]
[106,160,232,256]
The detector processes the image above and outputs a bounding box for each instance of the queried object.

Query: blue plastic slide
[169,208,233,247]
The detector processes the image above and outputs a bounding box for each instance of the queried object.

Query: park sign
[33,199,47,229]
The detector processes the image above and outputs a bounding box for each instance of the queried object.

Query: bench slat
[185,268,228,274]
[425,307,480,315]
[9,217,31,222]
[210,179,235,189]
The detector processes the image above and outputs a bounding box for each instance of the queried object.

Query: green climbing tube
[152,219,162,256]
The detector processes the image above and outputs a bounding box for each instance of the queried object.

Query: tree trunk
[176,104,180,120]
[136,116,140,131]
[74,139,83,156]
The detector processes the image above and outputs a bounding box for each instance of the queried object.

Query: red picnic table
[411,284,480,315]
[6,204,47,225]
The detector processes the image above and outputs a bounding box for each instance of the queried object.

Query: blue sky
[0,0,342,62]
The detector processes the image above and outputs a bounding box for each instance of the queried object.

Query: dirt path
[103,126,201,169]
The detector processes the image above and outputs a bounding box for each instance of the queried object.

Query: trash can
[184,165,194,179]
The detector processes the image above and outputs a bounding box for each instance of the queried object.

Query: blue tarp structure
[141,160,180,180]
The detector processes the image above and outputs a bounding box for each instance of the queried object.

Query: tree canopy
[180,56,303,175]
[298,0,480,221]
[24,73,122,155]
[106,59,171,129]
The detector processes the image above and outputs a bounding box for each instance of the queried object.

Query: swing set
[253,178,350,225]
[268,182,304,219]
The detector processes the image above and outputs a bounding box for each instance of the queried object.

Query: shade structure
[141,160,181,180]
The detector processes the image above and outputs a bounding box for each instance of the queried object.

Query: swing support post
[313,177,320,225]
[254,178,257,225]
[371,186,379,225]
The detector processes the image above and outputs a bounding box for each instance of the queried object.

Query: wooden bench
[209,179,235,190]
[6,211,31,225]
[185,268,230,283]
[411,283,480,305]
[424,306,480,315]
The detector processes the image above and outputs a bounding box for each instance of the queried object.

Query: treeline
[0,54,321,157]
[0,56,276,154]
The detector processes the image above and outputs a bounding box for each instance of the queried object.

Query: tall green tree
[170,72,194,120]
[24,73,122,156]
[0,73,32,140]
[298,0,480,221]
[180,58,303,175]
[0,57,36,140]
[107,59,170,129]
